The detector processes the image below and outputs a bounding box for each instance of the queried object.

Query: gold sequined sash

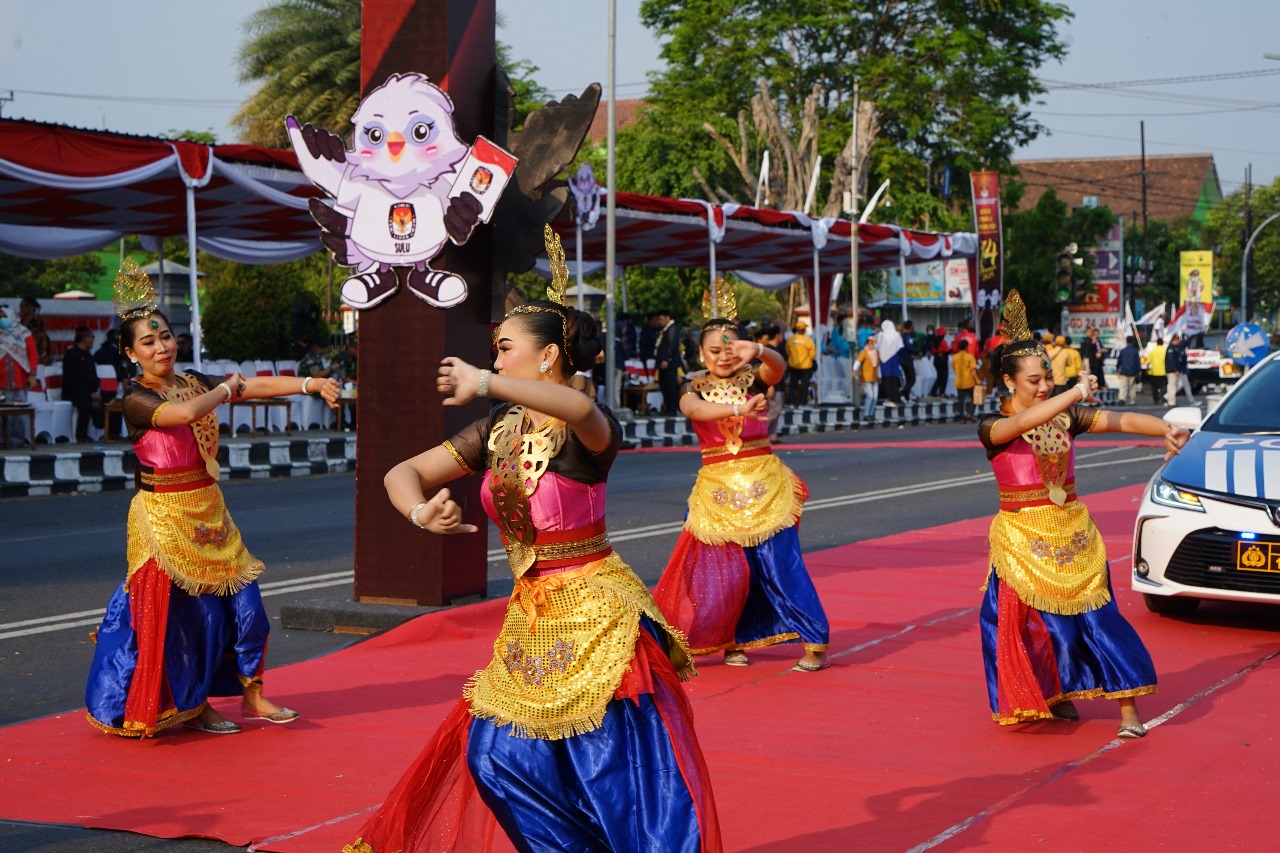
[987,500,1110,615]
[126,481,263,596]
[684,452,805,547]
[463,553,694,740]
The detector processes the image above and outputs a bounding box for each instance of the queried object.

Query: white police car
[1132,349,1280,614]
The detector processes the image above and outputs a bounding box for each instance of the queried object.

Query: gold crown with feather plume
[113,258,159,322]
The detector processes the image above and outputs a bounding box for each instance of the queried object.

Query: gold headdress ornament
[502,225,571,358]
[1000,289,1048,364]
[113,258,159,323]
[543,224,568,307]
[701,276,738,324]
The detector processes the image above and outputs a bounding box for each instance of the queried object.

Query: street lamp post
[1241,211,1280,325]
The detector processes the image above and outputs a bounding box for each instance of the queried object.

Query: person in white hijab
[875,319,904,407]
[0,301,40,446]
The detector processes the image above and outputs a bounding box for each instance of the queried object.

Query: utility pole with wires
[1140,121,1150,295]
[0,91,13,117]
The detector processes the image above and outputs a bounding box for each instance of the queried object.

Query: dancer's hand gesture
[729,339,766,372]
[1164,425,1190,461]
[438,357,482,406]
[413,488,478,535]
[1074,362,1100,405]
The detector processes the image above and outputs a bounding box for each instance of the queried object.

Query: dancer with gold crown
[652,279,830,672]
[346,227,721,853]
[84,261,341,737]
[978,290,1188,737]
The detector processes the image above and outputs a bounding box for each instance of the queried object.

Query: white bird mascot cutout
[287,72,516,310]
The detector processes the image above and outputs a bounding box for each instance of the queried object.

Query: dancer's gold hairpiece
[113,258,159,327]
[1000,289,1048,363]
[700,276,738,325]
[503,225,571,353]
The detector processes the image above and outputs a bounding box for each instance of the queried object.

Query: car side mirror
[1164,406,1202,432]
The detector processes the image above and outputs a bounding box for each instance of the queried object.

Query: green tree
[1001,187,1116,330]
[233,0,551,147]
[636,0,1071,226]
[233,0,363,148]
[1122,217,1202,311]
[0,253,105,299]
[1204,176,1280,321]
[199,255,329,361]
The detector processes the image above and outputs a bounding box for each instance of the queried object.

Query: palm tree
[232,0,362,148]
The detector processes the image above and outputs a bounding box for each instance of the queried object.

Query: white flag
[1134,303,1166,327]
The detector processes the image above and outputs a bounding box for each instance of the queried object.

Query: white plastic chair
[274,360,302,428]
[28,390,74,444]
[230,360,287,434]
[298,394,335,430]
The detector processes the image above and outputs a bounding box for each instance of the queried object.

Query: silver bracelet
[1077,383,1088,401]
[301,376,312,394]
[477,369,493,398]
[218,382,233,402]
[733,402,741,417]
[409,500,430,529]
[755,342,764,358]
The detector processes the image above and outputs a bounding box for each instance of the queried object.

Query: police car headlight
[1151,477,1205,512]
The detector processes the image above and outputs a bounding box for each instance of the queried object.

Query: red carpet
[1,484,1278,852]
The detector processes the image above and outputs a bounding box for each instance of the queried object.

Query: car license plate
[1237,539,1280,573]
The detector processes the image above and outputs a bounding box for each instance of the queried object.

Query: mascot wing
[286,115,352,197]
[491,80,602,276]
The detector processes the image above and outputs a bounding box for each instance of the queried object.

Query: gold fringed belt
[999,479,1077,511]
[501,518,613,574]
[701,437,773,466]
[135,463,215,493]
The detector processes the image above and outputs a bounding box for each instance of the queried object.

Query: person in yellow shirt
[951,339,979,422]
[852,335,880,421]
[1049,335,1073,395]
[1145,338,1167,404]
[1064,336,1082,383]
[785,322,816,406]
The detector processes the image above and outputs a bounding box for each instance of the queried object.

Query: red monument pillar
[352,0,496,605]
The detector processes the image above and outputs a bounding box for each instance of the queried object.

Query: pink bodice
[691,415,770,447]
[480,470,607,534]
[989,435,1076,490]
[133,424,203,469]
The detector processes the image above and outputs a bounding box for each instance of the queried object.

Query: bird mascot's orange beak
[387,131,406,162]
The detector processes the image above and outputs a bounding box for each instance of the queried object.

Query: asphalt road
[0,417,1172,852]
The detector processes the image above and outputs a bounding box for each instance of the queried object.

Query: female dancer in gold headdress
[347,229,721,853]
[85,260,341,737]
[653,278,830,672]
[979,290,1187,738]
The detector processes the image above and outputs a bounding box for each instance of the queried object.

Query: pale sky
[1,0,1277,196]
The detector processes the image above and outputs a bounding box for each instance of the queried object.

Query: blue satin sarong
[85,576,269,733]
[980,567,1156,714]
[736,525,830,648]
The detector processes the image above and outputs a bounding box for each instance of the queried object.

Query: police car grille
[1165,529,1280,594]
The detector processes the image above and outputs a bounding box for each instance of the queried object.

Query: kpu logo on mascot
[287,72,518,311]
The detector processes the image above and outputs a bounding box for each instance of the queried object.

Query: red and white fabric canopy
[551,192,977,279]
[0,119,976,275]
[0,119,322,264]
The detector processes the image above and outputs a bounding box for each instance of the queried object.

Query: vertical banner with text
[969,171,1003,342]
